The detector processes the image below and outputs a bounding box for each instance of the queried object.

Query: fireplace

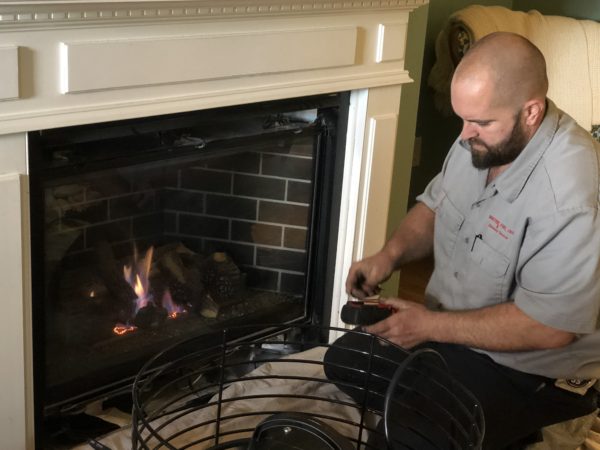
[0,1,427,448]
[30,94,348,419]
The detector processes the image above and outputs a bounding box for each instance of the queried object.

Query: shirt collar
[459,99,560,203]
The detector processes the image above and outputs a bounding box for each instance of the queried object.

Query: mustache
[469,138,486,147]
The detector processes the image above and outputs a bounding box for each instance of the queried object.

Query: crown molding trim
[0,1,428,28]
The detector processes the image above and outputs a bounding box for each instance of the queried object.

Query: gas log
[197,252,245,318]
[63,241,247,332]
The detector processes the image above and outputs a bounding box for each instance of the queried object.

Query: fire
[162,290,186,319]
[134,275,144,298]
[113,323,137,335]
[113,245,185,335]
[123,246,154,314]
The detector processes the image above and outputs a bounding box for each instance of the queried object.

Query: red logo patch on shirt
[487,215,515,240]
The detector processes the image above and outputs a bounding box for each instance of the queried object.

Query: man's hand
[345,252,395,299]
[364,298,433,348]
[345,202,435,299]
[363,299,576,352]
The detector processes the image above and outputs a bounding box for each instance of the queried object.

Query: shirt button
[454,271,459,278]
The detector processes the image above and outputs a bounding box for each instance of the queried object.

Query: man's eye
[475,121,491,127]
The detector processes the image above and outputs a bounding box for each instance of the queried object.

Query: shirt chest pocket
[435,195,465,261]
[469,237,511,300]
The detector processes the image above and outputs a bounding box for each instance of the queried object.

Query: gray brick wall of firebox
[44,136,314,297]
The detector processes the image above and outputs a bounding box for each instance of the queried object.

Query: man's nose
[460,121,477,141]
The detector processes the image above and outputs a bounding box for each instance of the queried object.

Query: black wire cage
[131,324,485,450]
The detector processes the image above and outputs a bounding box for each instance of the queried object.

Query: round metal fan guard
[131,324,484,449]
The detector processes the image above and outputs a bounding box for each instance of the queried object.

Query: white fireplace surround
[0,0,427,447]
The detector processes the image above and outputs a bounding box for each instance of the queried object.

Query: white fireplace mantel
[0,1,427,448]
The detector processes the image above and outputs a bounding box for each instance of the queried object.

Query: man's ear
[523,99,545,126]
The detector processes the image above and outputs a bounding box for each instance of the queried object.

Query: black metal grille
[131,325,484,450]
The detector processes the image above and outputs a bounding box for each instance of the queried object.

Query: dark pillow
[592,125,600,143]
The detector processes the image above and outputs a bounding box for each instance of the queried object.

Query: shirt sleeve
[514,208,600,334]
[416,172,442,210]
[416,139,462,210]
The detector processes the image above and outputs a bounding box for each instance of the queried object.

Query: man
[325,32,600,449]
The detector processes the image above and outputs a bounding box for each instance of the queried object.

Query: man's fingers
[347,279,381,299]
[345,272,356,295]
[381,298,413,310]
[349,288,366,299]
[364,317,391,335]
[346,271,366,295]
[346,262,385,296]
[362,284,380,297]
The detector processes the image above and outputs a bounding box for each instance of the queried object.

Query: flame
[114,246,155,335]
[123,246,154,314]
[114,245,184,335]
[113,323,137,335]
[89,290,95,298]
[162,289,186,319]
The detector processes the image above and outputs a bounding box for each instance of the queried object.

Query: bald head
[452,32,548,110]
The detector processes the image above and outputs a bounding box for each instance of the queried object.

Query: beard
[469,117,529,169]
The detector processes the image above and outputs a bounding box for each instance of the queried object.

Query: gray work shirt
[417,99,600,379]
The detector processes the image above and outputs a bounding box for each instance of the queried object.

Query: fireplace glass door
[29,94,348,412]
